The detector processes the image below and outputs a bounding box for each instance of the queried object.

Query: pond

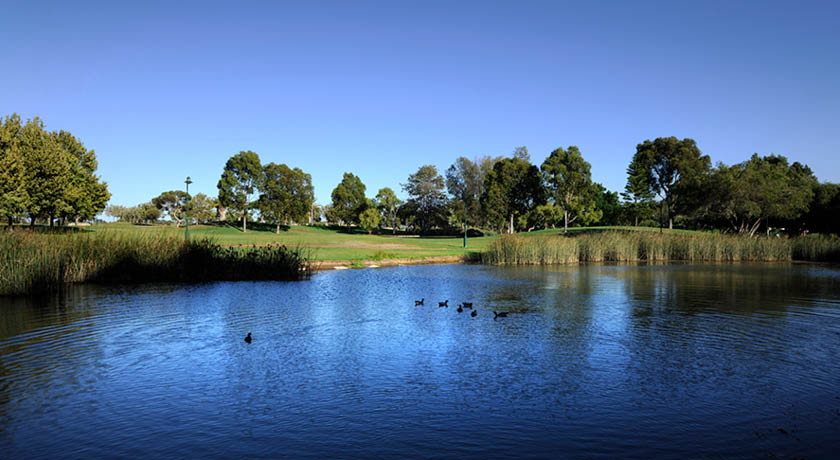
[1,264,839,459]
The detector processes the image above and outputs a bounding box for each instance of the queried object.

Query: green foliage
[0,114,29,223]
[541,146,601,231]
[592,183,623,226]
[480,156,544,233]
[0,230,311,296]
[152,190,190,226]
[804,182,840,234]
[375,187,402,233]
[217,150,263,232]
[633,137,711,229]
[402,165,448,233]
[258,162,315,233]
[188,193,217,224]
[330,172,368,225]
[621,155,655,226]
[359,207,381,234]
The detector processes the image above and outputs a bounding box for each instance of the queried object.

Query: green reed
[481,231,839,265]
[0,230,311,296]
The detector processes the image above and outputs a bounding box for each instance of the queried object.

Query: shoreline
[311,255,469,271]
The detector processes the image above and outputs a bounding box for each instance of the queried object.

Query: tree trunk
[276,223,280,234]
[564,210,569,233]
[509,213,514,234]
[7,215,12,227]
[242,214,247,233]
[634,214,638,227]
[669,217,673,230]
[49,216,54,228]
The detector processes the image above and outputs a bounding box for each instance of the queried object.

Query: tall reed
[0,230,310,296]
[481,231,837,265]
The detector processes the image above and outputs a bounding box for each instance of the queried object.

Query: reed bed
[482,231,839,265]
[0,230,310,296]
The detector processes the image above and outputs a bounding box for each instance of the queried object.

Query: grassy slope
[91,222,496,261]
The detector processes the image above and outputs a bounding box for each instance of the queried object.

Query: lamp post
[463,200,468,248]
[185,176,192,242]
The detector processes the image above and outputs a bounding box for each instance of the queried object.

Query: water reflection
[1,264,839,459]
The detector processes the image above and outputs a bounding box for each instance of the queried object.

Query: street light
[463,200,468,248]
[185,176,192,242]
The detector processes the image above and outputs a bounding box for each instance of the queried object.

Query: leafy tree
[19,117,72,227]
[512,146,530,162]
[480,156,544,233]
[138,202,162,223]
[0,114,28,226]
[188,193,217,224]
[621,156,655,226]
[702,154,816,235]
[402,165,448,234]
[445,157,483,232]
[632,137,710,229]
[53,130,110,223]
[217,150,263,232]
[541,146,601,232]
[804,182,840,235]
[153,190,190,226]
[359,208,381,234]
[330,172,368,225]
[258,162,315,233]
[592,183,623,226]
[375,187,402,234]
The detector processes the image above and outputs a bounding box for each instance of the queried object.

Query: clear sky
[2,0,838,209]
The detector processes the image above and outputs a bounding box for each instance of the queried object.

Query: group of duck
[413,298,508,319]
[245,300,510,343]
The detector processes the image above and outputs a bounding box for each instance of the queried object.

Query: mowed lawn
[91,222,497,261]
[90,222,706,262]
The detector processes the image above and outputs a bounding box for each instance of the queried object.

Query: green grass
[90,222,494,261]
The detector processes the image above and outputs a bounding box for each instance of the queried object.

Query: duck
[471,310,477,317]
[493,311,508,319]
[244,332,252,343]
[457,304,463,313]
[438,300,449,308]
[462,302,473,309]
[415,298,424,306]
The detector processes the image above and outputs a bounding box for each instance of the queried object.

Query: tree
[54,130,110,223]
[632,137,710,229]
[805,182,840,235]
[217,150,263,232]
[188,193,217,224]
[445,157,483,233]
[592,183,622,226]
[703,154,816,235]
[541,146,601,232]
[402,165,448,234]
[258,162,315,233]
[621,156,655,226]
[153,190,190,226]
[480,156,544,234]
[20,117,72,227]
[359,208,381,234]
[330,172,368,226]
[512,146,530,162]
[0,114,28,226]
[375,187,402,234]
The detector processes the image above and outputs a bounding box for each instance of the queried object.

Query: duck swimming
[438,300,449,308]
[493,311,508,319]
[415,298,424,306]
[471,310,477,317]
[244,332,252,343]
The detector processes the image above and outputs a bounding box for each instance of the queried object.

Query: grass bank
[482,231,840,265]
[0,230,310,296]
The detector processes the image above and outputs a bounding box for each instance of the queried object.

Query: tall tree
[188,193,217,224]
[375,187,402,234]
[330,172,368,225]
[258,162,315,233]
[541,146,601,232]
[0,114,28,226]
[621,157,655,226]
[402,165,448,234]
[445,157,483,233]
[217,150,263,232]
[592,183,622,226]
[480,157,544,234]
[633,137,710,229]
[54,130,110,223]
[20,117,72,227]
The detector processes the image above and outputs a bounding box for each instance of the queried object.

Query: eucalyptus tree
[54,130,110,223]
[480,156,544,234]
[217,150,263,232]
[330,172,368,226]
[402,165,448,234]
[445,157,483,232]
[19,117,72,227]
[258,162,314,233]
[541,146,601,232]
[152,190,190,226]
[188,193,217,224]
[375,187,402,234]
[632,137,710,229]
[359,208,381,234]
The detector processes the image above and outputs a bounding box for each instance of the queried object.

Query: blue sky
[2,1,838,209]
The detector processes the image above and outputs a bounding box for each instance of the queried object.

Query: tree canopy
[217,150,263,232]
[258,162,315,233]
[330,172,368,225]
[480,156,543,234]
[541,146,601,232]
[402,165,447,234]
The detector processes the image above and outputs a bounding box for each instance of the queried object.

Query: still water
[1,264,839,459]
